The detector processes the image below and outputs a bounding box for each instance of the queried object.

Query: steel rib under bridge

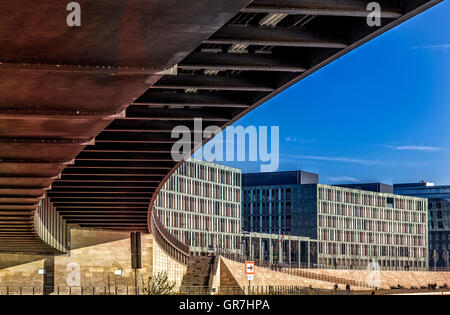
[0,0,442,254]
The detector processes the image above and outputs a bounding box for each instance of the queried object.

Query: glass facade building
[154,159,242,255]
[243,175,429,270]
[335,183,394,194]
[394,182,450,268]
[241,232,314,267]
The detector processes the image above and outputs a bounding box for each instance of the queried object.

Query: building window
[386,197,394,208]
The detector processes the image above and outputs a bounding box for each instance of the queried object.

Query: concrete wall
[0,254,46,293]
[218,257,348,290]
[152,239,187,290]
[209,256,221,292]
[0,228,187,294]
[217,257,450,291]
[219,258,240,288]
[53,229,153,289]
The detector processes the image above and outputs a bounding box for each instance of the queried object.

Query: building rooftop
[394,181,436,188]
[242,170,318,187]
[394,181,450,201]
[334,183,393,194]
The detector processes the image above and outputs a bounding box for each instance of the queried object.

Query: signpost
[245,261,255,275]
[245,261,255,293]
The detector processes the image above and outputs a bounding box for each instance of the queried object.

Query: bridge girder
[0,0,442,253]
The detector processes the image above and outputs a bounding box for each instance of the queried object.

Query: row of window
[156,191,240,218]
[430,200,446,209]
[155,161,242,251]
[318,228,427,247]
[430,221,448,230]
[430,232,450,241]
[166,175,241,202]
[243,215,292,232]
[168,229,241,249]
[319,201,427,223]
[318,215,427,235]
[318,242,427,259]
[318,187,426,211]
[157,208,241,234]
[430,210,447,219]
[243,202,292,215]
[178,161,241,186]
[429,243,450,251]
[243,188,292,202]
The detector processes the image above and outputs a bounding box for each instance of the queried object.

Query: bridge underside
[0,0,442,253]
[0,0,251,252]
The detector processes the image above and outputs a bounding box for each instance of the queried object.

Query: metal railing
[1,285,448,296]
[428,267,450,272]
[150,209,190,265]
[178,286,445,296]
[0,286,152,295]
[0,285,356,296]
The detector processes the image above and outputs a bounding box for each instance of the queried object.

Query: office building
[154,159,242,255]
[335,183,394,194]
[241,232,314,267]
[394,182,450,268]
[243,170,318,187]
[243,172,429,270]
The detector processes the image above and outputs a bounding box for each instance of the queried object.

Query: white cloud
[284,137,315,144]
[389,145,442,152]
[327,177,359,183]
[411,44,450,51]
[283,153,431,168]
[285,136,295,142]
[293,155,381,166]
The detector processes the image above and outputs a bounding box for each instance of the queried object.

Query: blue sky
[209,2,450,185]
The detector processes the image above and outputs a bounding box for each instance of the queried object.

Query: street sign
[247,274,254,281]
[245,261,255,275]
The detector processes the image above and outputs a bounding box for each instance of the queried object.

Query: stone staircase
[179,256,214,294]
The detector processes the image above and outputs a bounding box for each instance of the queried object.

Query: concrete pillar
[278,239,282,264]
[288,239,292,267]
[259,236,264,261]
[307,241,311,269]
[269,237,273,265]
[298,240,302,267]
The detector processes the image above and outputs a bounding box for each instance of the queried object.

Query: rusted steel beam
[69,160,175,169]
[62,168,167,176]
[0,108,125,119]
[205,25,348,48]
[49,188,155,194]
[242,0,402,18]
[152,74,275,92]
[180,52,307,72]
[125,107,232,121]
[0,62,169,75]
[135,90,251,108]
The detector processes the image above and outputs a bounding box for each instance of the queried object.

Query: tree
[142,272,176,295]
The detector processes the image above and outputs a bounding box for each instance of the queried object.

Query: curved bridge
[0,0,442,254]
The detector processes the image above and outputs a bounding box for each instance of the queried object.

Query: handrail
[0,285,449,295]
[150,208,190,265]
